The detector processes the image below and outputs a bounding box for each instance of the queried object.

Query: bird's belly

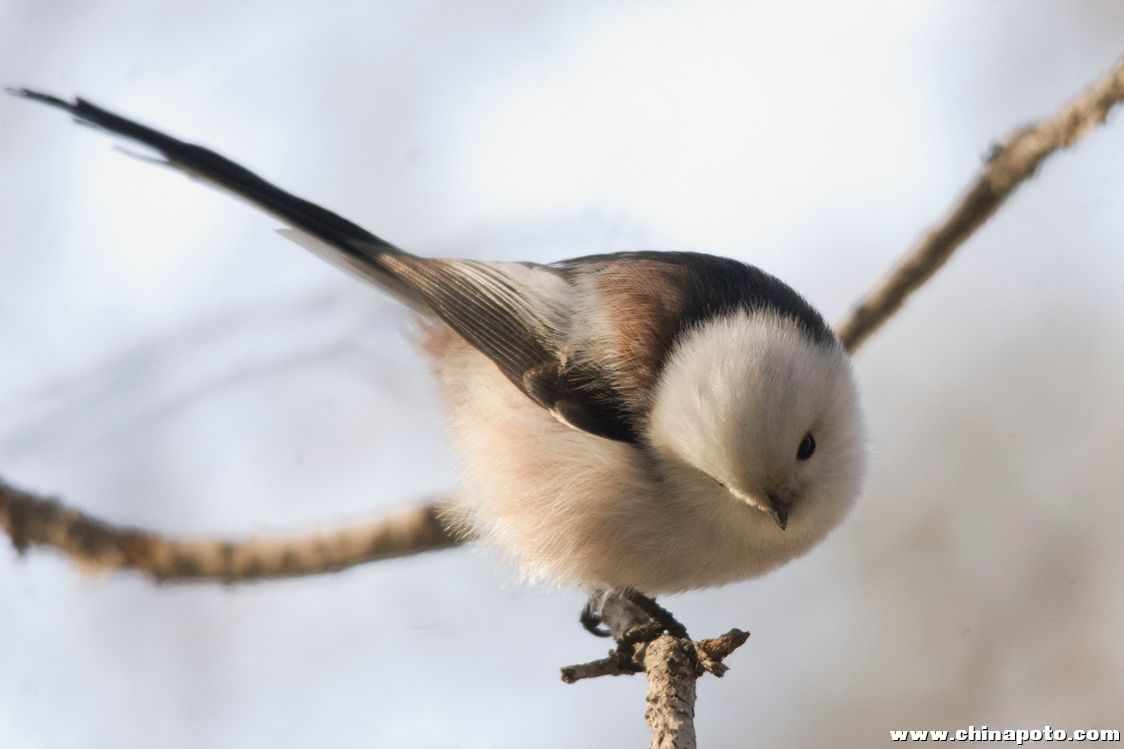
[432,337,836,593]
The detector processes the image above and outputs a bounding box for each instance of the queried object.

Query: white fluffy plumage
[438,308,866,594]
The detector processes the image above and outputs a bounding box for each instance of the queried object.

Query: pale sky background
[2,1,1123,747]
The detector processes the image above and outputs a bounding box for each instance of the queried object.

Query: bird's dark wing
[9,89,640,442]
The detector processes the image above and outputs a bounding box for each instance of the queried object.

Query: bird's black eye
[796,433,816,461]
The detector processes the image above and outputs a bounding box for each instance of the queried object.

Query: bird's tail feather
[7,89,423,307]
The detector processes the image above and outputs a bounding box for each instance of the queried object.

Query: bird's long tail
[7,89,422,306]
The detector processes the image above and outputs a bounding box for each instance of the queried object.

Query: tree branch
[560,592,749,748]
[836,56,1124,352]
[0,480,460,582]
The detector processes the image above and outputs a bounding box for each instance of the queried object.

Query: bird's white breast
[432,333,850,594]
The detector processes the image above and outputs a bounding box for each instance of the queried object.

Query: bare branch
[560,628,750,683]
[0,479,460,582]
[561,592,749,747]
[836,56,1124,353]
[559,655,637,683]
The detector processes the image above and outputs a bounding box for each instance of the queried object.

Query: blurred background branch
[837,55,1124,351]
[0,481,459,582]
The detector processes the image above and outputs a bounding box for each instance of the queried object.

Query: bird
[10,90,867,637]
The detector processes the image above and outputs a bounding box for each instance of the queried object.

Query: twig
[559,655,637,683]
[560,629,750,684]
[642,635,701,749]
[836,55,1124,353]
[561,592,749,748]
[563,635,709,749]
[0,480,459,582]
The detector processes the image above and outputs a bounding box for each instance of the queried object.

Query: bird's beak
[766,493,788,530]
[728,486,789,530]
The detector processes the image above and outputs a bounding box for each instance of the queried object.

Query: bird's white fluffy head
[647,309,866,533]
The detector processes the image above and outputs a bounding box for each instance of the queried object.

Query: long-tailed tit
[11,91,866,626]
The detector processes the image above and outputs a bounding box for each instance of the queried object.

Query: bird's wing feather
[9,89,641,442]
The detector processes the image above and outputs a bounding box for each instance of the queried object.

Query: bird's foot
[565,592,750,682]
[620,590,689,639]
[611,621,665,670]
[579,590,689,640]
[579,590,691,671]
[579,599,612,638]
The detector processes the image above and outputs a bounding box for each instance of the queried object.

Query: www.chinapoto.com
[889,726,1120,744]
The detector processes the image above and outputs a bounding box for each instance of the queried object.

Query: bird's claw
[579,600,612,638]
[622,590,690,639]
[611,622,665,670]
